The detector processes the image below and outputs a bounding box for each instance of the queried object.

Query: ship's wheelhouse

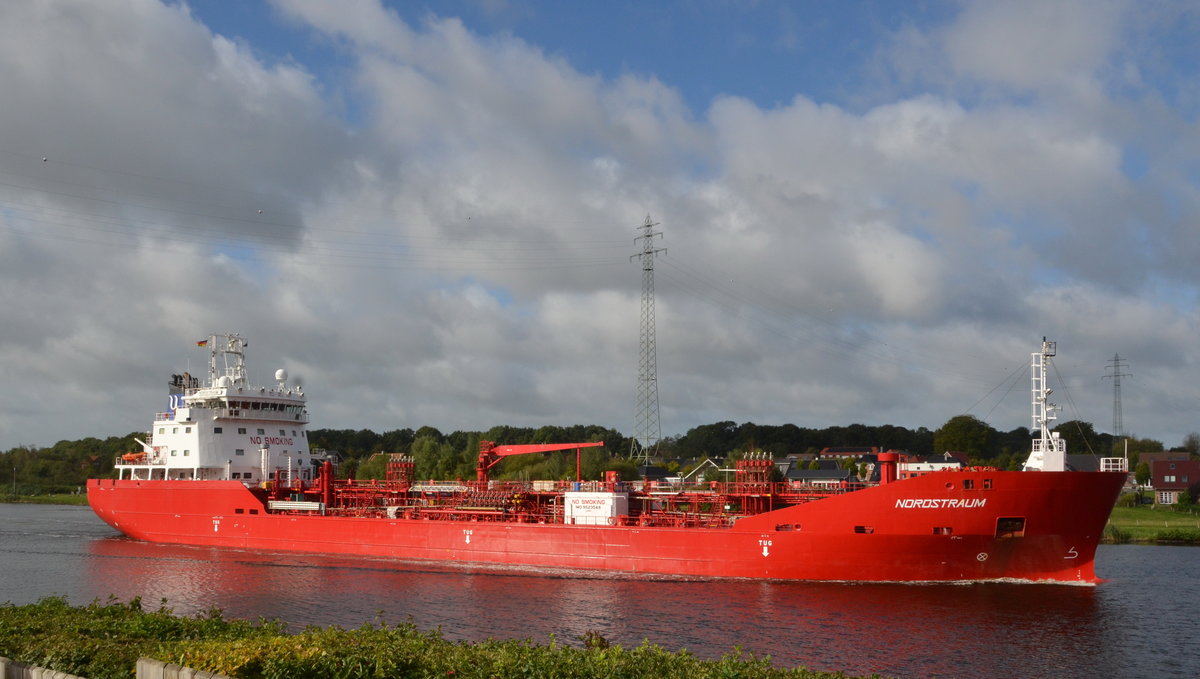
[113,333,323,484]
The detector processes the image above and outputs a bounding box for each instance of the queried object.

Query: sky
[2,0,1199,453]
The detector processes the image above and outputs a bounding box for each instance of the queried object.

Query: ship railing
[774,481,868,502]
[625,511,735,529]
[645,479,778,494]
[410,482,471,493]
[1100,457,1129,473]
[482,480,539,493]
[115,454,167,466]
[488,480,614,493]
[268,500,325,514]
[210,407,309,422]
[639,479,695,492]
[1031,437,1065,453]
[392,507,513,522]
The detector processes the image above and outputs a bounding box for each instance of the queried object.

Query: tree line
[931,414,1183,471]
[3,417,1195,494]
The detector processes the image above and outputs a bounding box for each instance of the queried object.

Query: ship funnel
[877,452,898,485]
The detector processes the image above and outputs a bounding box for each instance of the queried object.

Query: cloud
[2,0,1199,454]
[943,0,1123,94]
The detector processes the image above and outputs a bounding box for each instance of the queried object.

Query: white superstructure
[115,334,323,483]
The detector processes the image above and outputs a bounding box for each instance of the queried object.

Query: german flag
[196,339,208,347]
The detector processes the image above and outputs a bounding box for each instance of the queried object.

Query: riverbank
[1103,505,1200,545]
[0,597,878,679]
[0,493,88,505]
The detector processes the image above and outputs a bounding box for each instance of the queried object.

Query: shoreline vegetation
[3,494,1199,544]
[1102,504,1200,545]
[0,597,875,679]
[1,493,88,505]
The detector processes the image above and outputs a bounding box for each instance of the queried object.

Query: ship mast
[1023,338,1066,471]
[205,333,249,388]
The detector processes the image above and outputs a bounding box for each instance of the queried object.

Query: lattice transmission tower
[630,215,666,461]
[1103,353,1131,441]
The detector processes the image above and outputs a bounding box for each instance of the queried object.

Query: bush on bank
[0,597,876,679]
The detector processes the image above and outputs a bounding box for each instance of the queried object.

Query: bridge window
[235,449,245,456]
[214,427,223,434]
[933,526,953,535]
[983,478,993,489]
[279,429,286,436]
[238,428,246,434]
[257,428,265,435]
[963,479,974,490]
[853,526,875,534]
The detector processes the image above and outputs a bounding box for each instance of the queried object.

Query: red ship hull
[88,469,1125,583]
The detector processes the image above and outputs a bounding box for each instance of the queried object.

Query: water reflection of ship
[86,536,347,620]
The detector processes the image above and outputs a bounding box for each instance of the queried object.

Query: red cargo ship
[88,335,1127,583]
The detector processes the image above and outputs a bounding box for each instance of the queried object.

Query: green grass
[1104,504,1200,544]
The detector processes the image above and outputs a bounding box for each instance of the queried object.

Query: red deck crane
[476,440,605,485]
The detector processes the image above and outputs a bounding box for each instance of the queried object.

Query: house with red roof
[1150,459,1200,505]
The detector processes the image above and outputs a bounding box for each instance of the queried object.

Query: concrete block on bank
[0,655,229,679]
[136,658,231,679]
[0,656,86,679]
